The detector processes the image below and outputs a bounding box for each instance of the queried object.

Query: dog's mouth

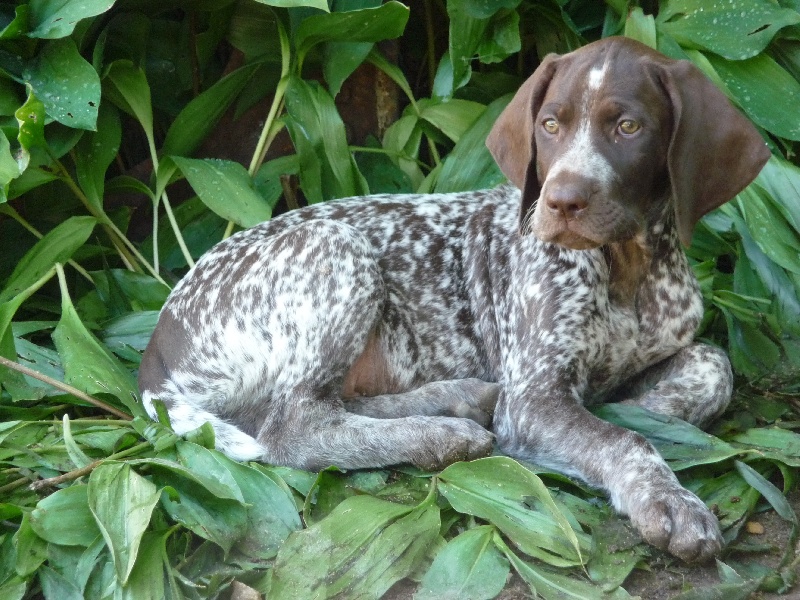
[531,216,605,250]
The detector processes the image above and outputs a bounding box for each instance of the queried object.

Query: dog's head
[486,36,771,248]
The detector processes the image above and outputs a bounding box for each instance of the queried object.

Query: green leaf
[62,414,93,469]
[13,513,48,578]
[103,60,154,144]
[118,531,169,600]
[0,132,20,202]
[706,52,800,141]
[52,269,140,415]
[435,94,508,193]
[418,98,485,143]
[272,494,439,599]
[737,185,800,275]
[87,462,160,585]
[162,62,260,157]
[28,0,115,39]
[494,533,631,600]
[438,457,588,567]
[657,0,800,60]
[0,215,96,304]
[416,525,510,600]
[74,104,121,213]
[734,460,798,524]
[295,2,410,65]
[217,453,302,559]
[284,77,368,202]
[14,89,46,172]
[624,7,656,49]
[253,0,328,10]
[39,565,84,600]
[170,156,272,227]
[23,38,101,130]
[592,404,741,469]
[29,485,100,547]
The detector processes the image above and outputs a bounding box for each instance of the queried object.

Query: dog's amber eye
[543,118,559,134]
[618,120,641,135]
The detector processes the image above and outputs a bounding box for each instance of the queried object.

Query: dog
[139,36,770,562]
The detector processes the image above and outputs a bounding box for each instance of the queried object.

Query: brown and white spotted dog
[139,37,770,561]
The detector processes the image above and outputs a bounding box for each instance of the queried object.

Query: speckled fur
[139,37,770,563]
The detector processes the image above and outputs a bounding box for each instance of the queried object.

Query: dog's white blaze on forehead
[588,65,606,90]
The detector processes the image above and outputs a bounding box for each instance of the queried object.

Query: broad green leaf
[0,216,96,304]
[734,460,797,524]
[657,0,800,60]
[14,89,46,172]
[162,62,260,157]
[446,0,523,96]
[30,485,101,547]
[118,531,167,600]
[13,513,48,577]
[87,463,159,585]
[295,2,410,64]
[101,311,159,363]
[129,452,243,503]
[418,98,485,143]
[624,7,656,48]
[28,0,115,39]
[382,113,424,189]
[23,38,101,130]
[253,154,300,208]
[687,470,760,536]
[752,156,800,235]
[435,94,508,193]
[74,104,121,213]
[215,452,302,559]
[416,525,509,600]
[103,61,153,143]
[254,0,328,10]
[0,5,29,40]
[731,427,800,463]
[0,132,20,202]
[155,474,247,553]
[438,457,588,567]
[586,516,646,591]
[592,404,741,469]
[706,52,800,141]
[494,533,631,600]
[39,565,83,600]
[737,185,800,275]
[272,494,439,599]
[52,270,140,415]
[171,156,272,227]
[174,441,245,503]
[284,77,368,202]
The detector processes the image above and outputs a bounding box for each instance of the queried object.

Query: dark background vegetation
[1,0,800,598]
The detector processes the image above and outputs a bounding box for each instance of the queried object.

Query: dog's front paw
[410,418,494,471]
[629,485,722,562]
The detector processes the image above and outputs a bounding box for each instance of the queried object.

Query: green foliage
[0,0,799,598]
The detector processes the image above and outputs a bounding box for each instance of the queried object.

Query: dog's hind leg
[617,343,733,427]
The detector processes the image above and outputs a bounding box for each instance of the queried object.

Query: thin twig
[29,440,151,491]
[0,355,132,421]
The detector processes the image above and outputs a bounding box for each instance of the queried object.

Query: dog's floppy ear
[486,55,560,233]
[658,60,770,246]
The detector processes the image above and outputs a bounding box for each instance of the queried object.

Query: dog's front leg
[493,386,722,562]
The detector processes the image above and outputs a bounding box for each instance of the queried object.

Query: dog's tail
[141,391,266,461]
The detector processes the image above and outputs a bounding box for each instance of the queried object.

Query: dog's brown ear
[486,55,559,232]
[659,60,770,246]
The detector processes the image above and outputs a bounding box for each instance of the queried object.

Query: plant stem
[29,440,151,491]
[248,19,291,177]
[0,355,132,421]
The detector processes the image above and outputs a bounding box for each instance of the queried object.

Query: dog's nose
[545,184,589,219]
